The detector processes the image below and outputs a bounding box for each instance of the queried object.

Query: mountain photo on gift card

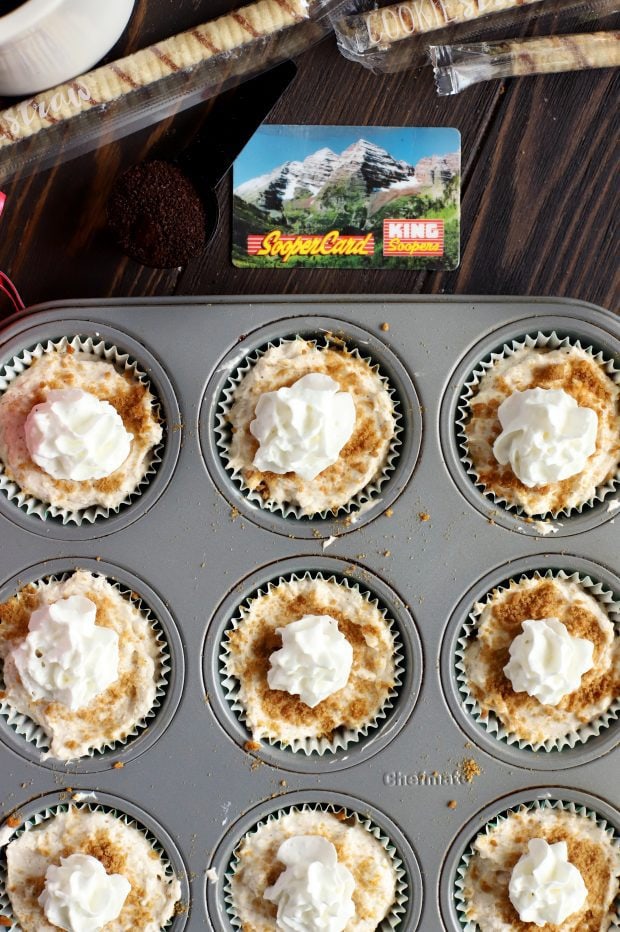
[232,125,461,270]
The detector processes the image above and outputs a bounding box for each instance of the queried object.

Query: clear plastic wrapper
[334,0,618,71]
[430,29,619,93]
[0,0,348,184]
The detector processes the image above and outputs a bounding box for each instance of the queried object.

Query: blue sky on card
[234,125,460,187]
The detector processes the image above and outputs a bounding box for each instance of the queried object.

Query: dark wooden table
[0,0,618,314]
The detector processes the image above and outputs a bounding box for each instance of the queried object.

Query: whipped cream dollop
[492,387,597,488]
[39,852,131,932]
[25,388,133,481]
[11,595,120,710]
[509,838,588,926]
[503,617,594,706]
[267,614,353,707]
[250,373,356,481]
[264,835,355,932]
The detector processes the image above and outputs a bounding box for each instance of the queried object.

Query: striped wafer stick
[430,30,620,93]
[343,0,544,50]
[482,29,620,74]
[0,0,309,148]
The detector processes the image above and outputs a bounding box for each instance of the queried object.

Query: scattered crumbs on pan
[280,780,287,787]
[230,507,240,520]
[383,549,391,557]
[112,761,125,770]
[174,900,189,915]
[6,815,20,828]
[461,758,482,783]
[447,800,458,809]
[418,511,430,521]
[384,507,394,517]
[312,528,322,539]
[380,322,390,331]
[244,740,261,752]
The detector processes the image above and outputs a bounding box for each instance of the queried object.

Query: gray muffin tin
[0,294,618,932]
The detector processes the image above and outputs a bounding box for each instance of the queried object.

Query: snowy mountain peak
[235,138,457,213]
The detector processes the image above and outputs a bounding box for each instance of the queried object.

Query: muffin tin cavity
[439,315,620,537]
[0,558,184,773]
[203,556,423,774]
[439,788,620,932]
[0,321,181,540]
[199,317,422,539]
[440,554,620,770]
[0,789,190,931]
[206,790,423,932]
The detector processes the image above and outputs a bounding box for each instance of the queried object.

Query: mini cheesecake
[461,805,620,932]
[462,575,618,748]
[223,339,396,515]
[6,807,181,932]
[0,349,162,512]
[230,808,398,931]
[464,344,620,515]
[0,570,163,759]
[223,575,397,747]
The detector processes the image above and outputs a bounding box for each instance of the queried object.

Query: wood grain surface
[0,0,617,315]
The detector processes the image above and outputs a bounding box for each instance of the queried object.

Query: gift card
[233,124,460,269]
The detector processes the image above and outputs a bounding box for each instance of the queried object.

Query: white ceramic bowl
[0,0,136,96]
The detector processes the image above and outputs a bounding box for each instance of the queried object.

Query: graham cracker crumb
[462,758,482,782]
[230,507,240,520]
[419,511,430,521]
[384,507,394,517]
[448,800,458,809]
[112,761,125,770]
[380,322,390,332]
[6,815,21,828]
[244,740,261,752]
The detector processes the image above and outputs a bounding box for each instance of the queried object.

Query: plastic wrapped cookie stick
[430,30,620,93]
[0,0,347,183]
[335,0,619,71]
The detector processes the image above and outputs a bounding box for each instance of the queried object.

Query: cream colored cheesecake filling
[230,809,397,932]
[0,570,162,759]
[462,576,618,745]
[225,340,396,515]
[0,350,162,511]
[464,345,620,515]
[5,807,181,932]
[224,576,396,745]
[462,807,620,932]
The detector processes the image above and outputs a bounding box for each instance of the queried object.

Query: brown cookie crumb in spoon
[108,160,207,268]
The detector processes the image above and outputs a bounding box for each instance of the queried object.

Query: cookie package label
[233,124,460,270]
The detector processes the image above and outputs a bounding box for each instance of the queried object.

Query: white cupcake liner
[0,801,179,929]
[220,570,404,755]
[215,334,403,520]
[455,569,620,752]
[0,571,171,761]
[223,801,409,930]
[456,331,620,519]
[454,797,620,931]
[0,335,164,525]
